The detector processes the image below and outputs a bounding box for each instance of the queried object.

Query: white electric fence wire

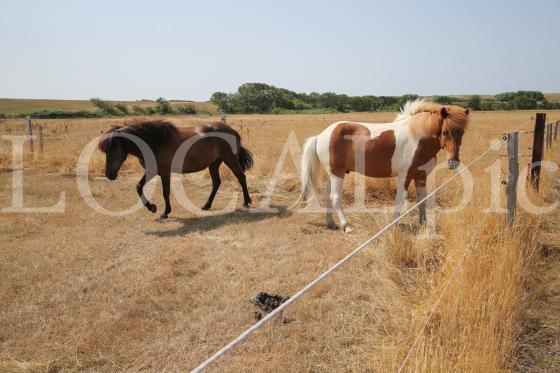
[191,141,501,373]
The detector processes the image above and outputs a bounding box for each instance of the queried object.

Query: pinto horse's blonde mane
[397,99,469,138]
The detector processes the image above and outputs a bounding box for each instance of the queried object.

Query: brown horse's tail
[222,123,254,172]
[239,145,254,172]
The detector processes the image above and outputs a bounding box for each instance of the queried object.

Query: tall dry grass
[0,110,559,371]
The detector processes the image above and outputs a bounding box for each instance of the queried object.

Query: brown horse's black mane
[98,118,179,153]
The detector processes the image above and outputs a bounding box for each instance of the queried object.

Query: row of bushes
[210,83,419,113]
[0,98,198,119]
[432,91,559,111]
[90,97,197,116]
[210,83,560,113]
[7,110,104,119]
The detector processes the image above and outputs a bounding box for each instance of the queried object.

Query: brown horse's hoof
[201,204,211,211]
[147,203,157,213]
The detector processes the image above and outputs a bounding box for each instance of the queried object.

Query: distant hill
[0,98,218,115]
[0,92,558,118]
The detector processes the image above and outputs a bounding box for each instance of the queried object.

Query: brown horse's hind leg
[160,173,171,219]
[223,155,252,208]
[137,173,157,213]
[202,160,222,210]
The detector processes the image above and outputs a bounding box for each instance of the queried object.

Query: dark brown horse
[98,118,253,219]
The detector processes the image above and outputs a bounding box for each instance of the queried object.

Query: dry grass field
[1,110,559,372]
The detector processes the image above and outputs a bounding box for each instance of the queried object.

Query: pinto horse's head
[405,100,470,170]
[439,106,469,170]
[98,128,128,180]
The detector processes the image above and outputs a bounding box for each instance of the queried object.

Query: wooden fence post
[555,121,559,141]
[38,125,44,155]
[546,123,552,147]
[530,113,546,191]
[506,132,519,226]
[26,116,34,153]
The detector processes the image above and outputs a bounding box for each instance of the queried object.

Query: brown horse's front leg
[137,173,157,213]
[160,173,171,219]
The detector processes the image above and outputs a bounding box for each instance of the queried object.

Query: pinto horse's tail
[299,136,321,204]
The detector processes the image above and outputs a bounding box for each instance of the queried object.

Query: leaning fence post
[26,116,34,153]
[506,132,519,226]
[530,113,546,191]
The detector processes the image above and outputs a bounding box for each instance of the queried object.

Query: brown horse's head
[439,106,469,170]
[98,119,179,180]
[98,129,128,180]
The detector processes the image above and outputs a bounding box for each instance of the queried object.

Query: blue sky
[0,0,558,101]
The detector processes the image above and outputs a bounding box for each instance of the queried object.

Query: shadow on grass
[145,205,292,237]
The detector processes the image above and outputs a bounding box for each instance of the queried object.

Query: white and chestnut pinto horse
[300,99,469,233]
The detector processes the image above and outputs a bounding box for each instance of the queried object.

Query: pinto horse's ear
[440,106,448,118]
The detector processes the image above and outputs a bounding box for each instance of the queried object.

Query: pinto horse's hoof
[146,203,157,213]
[201,204,211,211]
[326,223,339,230]
[159,213,168,219]
[342,224,354,234]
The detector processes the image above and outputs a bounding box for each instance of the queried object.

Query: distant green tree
[467,95,481,110]
[397,94,419,108]
[495,92,517,102]
[433,95,453,105]
[114,102,129,115]
[517,90,544,101]
[480,101,495,111]
[511,95,537,110]
[210,92,235,113]
[349,96,372,112]
[318,92,341,110]
[379,96,398,108]
[90,98,119,115]
[131,105,147,115]
[495,91,544,109]
[156,97,173,114]
[176,104,197,114]
[235,83,272,113]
